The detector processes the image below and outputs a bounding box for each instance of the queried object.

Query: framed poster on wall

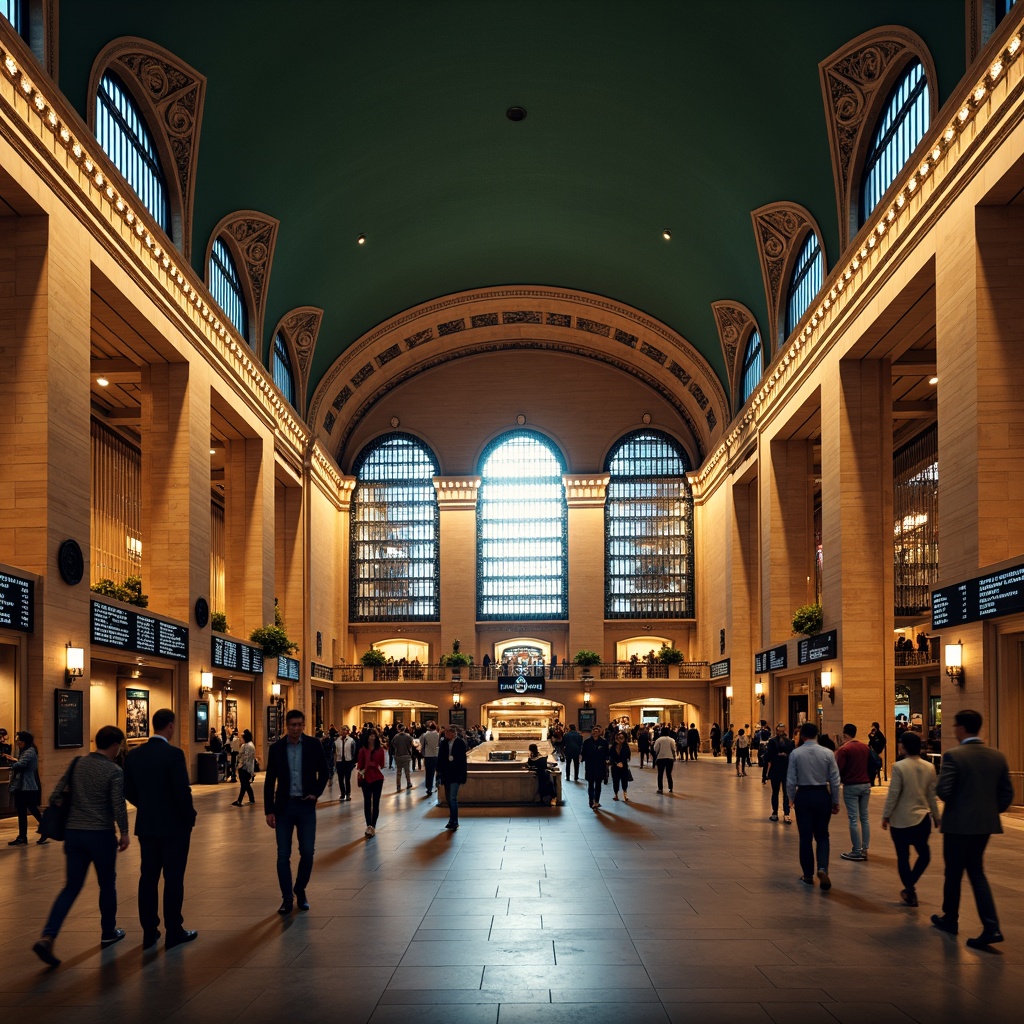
[125,688,150,740]
[194,700,210,743]
[267,704,283,745]
[224,699,238,734]
[578,707,597,732]
[54,689,84,749]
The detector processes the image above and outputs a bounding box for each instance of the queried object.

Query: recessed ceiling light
[929,376,938,385]
[506,106,527,122]
[209,448,216,455]
[662,229,671,241]
[96,377,109,387]
[357,234,366,245]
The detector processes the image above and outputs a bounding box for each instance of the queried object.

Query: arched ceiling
[58,1,965,407]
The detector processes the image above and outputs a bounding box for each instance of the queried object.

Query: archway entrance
[354,697,440,730]
[482,696,565,741]
[607,696,696,732]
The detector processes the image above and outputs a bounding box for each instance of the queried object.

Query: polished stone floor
[2,753,1022,1023]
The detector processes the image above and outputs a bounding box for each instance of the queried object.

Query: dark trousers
[794,787,832,877]
[338,760,355,798]
[227,751,238,781]
[275,799,316,899]
[13,790,41,838]
[770,778,790,816]
[942,832,998,930]
[565,754,580,781]
[656,758,674,791]
[138,831,191,937]
[424,756,438,793]
[610,765,629,795]
[587,775,603,804]
[43,828,118,938]
[444,781,461,823]
[736,748,750,773]
[362,778,383,826]
[236,768,255,803]
[638,748,650,767]
[890,815,931,890]
[724,745,733,764]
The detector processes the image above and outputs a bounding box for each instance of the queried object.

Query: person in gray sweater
[32,726,130,966]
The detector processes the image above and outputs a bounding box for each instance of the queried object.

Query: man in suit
[264,708,328,913]
[123,708,197,951]
[437,726,467,830]
[932,708,1014,949]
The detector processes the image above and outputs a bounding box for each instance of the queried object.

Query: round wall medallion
[390,416,400,428]
[516,413,526,425]
[195,597,210,629]
[57,539,84,586]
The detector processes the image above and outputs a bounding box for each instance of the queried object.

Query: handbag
[623,767,634,783]
[37,757,80,842]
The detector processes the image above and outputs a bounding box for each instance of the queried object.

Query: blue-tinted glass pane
[605,431,694,619]
[861,62,929,222]
[477,432,567,620]
[741,331,763,403]
[785,234,823,337]
[94,72,171,234]
[209,238,249,341]
[272,334,295,406]
[1,0,27,36]
[350,435,440,621]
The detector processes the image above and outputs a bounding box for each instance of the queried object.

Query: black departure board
[212,634,264,674]
[932,560,1024,629]
[0,571,33,632]
[797,629,837,665]
[90,601,189,661]
[709,658,731,679]
[277,655,300,681]
[754,645,788,673]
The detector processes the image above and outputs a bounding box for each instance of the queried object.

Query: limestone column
[565,475,609,660]
[728,478,759,728]
[335,476,356,660]
[819,358,893,735]
[433,477,482,660]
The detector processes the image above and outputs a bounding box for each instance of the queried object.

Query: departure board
[797,629,837,665]
[709,658,731,678]
[90,601,189,660]
[212,634,264,674]
[754,645,788,673]
[277,655,300,680]
[932,560,1024,629]
[0,571,33,632]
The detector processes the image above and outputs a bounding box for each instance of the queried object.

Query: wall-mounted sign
[754,645,788,674]
[277,655,300,681]
[0,571,33,632]
[932,559,1024,629]
[797,629,837,665]
[709,658,731,679]
[449,707,467,730]
[91,601,189,661]
[194,700,210,743]
[497,673,545,694]
[125,688,150,740]
[54,689,84,749]
[212,634,264,674]
[578,707,597,732]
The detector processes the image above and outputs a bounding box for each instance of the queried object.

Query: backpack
[867,745,882,774]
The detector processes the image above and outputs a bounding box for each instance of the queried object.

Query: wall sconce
[820,669,835,704]
[199,670,213,697]
[271,681,281,698]
[65,643,84,686]
[754,680,765,706]
[945,640,964,687]
[725,685,733,701]
[583,690,591,706]
[452,686,461,707]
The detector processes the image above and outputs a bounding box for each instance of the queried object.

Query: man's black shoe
[966,931,1004,949]
[294,889,310,911]
[278,900,293,914]
[165,930,198,949]
[32,938,60,966]
[100,928,126,947]
[142,930,161,950]
[931,915,958,935]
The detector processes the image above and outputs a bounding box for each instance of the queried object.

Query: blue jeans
[445,781,461,823]
[275,799,317,899]
[43,828,118,938]
[843,783,871,853]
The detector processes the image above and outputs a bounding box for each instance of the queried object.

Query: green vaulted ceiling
[59,0,965,404]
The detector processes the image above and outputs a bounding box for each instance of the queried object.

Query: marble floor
[2,753,1022,1023]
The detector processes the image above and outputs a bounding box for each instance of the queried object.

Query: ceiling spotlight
[506,106,527,122]
[357,234,366,245]
[209,448,216,455]
[662,228,672,241]
[96,377,109,387]
[929,376,938,385]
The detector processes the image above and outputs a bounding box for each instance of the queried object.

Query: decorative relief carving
[706,409,717,430]
[546,313,571,328]
[471,313,499,328]
[270,305,324,415]
[502,310,542,324]
[711,300,758,412]
[640,341,666,364]
[350,363,375,387]
[616,329,639,348]
[88,38,208,258]
[332,386,352,411]
[668,362,692,386]
[323,411,336,434]
[576,318,611,337]
[405,328,433,348]
[689,383,709,410]
[750,202,824,353]
[437,318,465,335]
[818,28,936,250]
[377,344,402,366]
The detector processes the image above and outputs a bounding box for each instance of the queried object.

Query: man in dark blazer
[437,726,468,830]
[932,708,1014,949]
[264,708,328,913]
[123,708,197,950]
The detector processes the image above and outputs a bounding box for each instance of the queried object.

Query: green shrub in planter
[792,603,824,636]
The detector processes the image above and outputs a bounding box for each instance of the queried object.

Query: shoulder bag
[37,757,81,842]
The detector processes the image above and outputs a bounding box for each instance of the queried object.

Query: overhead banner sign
[498,673,545,694]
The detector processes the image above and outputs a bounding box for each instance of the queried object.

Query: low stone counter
[438,764,562,806]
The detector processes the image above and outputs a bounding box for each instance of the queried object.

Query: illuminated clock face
[513,674,528,694]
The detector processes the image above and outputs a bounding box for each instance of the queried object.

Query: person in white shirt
[334,727,357,802]
[419,721,441,797]
[653,728,677,794]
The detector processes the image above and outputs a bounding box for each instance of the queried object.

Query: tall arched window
[1,1,26,35]
[605,431,693,619]
[478,431,567,620]
[860,61,929,223]
[209,238,249,341]
[95,71,171,234]
[272,333,295,407]
[350,434,440,622]
[785,232,823,337]
[740,330,763,404]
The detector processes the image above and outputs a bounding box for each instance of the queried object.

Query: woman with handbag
[231,729,257,806]
[609,732,632,802]
[3,731,45,845]
[356,730,385,837]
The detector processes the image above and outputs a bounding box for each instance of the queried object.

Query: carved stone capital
[710,301,759,412]
[432,476,483,509]
[563,474,611,507]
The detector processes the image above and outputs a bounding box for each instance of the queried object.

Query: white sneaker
[364,826,372,836]
[368,826,375,836]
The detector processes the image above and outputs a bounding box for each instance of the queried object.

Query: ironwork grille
[90,420,142,585]
[785,232,823,337]
[209,238,249,341]
[272,333,296,406]
[477,431,567,620]
[605,431,694,619]
[350,434,439,621]
[95,72,171,235]
[741,331,763,403]
[861,62,929,223]
[893,425,938,616]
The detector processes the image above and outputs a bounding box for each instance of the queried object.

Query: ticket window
[0,641,18,743]
[90,661,173,750]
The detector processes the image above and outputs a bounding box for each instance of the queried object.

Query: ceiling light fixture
[96,377,109,387]
[662,228,671,241]
[357,234,366,245]
[929,376,938,385]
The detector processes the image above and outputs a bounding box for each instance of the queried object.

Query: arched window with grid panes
[605,430,693,619]
[350,434,439,622]
[740,330,763,404]
[272,333,295,407]
[95,71,171,236]
[785,232,823,338]
[209,238,249,342]
[477,431,567,620]
[860,61,929,224]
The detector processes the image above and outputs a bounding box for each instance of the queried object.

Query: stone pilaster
[433,477,482,661]
[564,474,610,659]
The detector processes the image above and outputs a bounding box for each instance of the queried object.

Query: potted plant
[90,575,149,608]
[573,649,601,667]
[360,647,387,667]
[656,643,685,665]
[443,639,472,668]
[211,611,229,633]
[792,602,824,636]
[249,604,299,658]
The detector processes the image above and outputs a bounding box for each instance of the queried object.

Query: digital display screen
[754,645,788,673]
[0,571,33,632]
[277,655,300,681]
[931,560,1024,629]
[797,629,837,665]
[709,658,731,679]
[90,601,189,661]
[212,635,264,674]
